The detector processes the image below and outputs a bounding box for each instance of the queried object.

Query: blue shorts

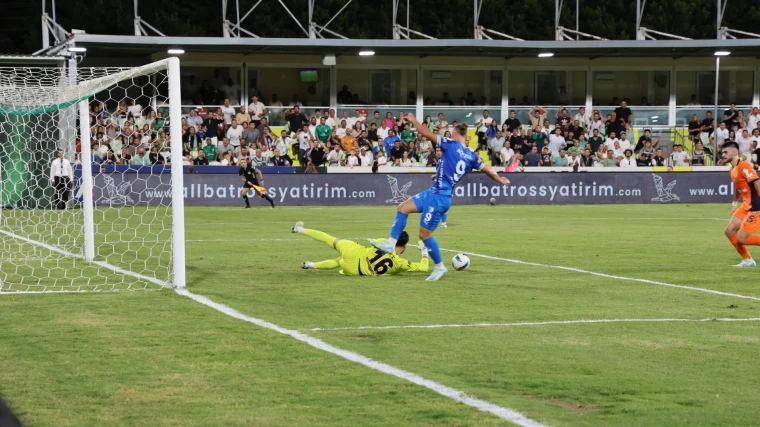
[412,189,452,231]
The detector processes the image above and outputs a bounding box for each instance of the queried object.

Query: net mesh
[0,60,177,293]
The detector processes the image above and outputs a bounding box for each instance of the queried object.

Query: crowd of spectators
[688,104,760,163]
[487,102,760,170]
[82,92,760,171]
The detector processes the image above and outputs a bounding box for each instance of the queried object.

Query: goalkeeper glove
[416,241,429,258]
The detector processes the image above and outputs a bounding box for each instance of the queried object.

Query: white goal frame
[78,57,186,288]
[0,56,185,291]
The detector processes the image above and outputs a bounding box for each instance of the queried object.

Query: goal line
[0,228,172,294]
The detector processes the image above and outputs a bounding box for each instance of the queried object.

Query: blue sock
[390,212,408,240]
[442,213,448,222]
[423,236,443,265]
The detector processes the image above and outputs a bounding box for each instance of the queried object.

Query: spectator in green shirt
[202,138,218,161]
[588,129,605,154]
[368,111,383,129]
[600,149,619,167]
[552,149,569,167]
[566,140,581,156]
[315,117,332,144]
[400,123,416,146]
[131,147,150,165]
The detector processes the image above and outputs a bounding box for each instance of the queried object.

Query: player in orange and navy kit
[723,141,760,267]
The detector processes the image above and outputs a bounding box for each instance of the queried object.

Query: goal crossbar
[0,59,172,116]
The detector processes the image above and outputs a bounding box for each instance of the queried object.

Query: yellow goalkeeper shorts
[335,240,365,276]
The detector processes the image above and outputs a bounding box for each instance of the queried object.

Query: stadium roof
[0,55,67,64]
[68,34,760,58]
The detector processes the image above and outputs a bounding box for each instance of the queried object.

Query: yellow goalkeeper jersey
[340,240,429,276]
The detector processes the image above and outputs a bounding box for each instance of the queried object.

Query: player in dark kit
[238,159,275,208]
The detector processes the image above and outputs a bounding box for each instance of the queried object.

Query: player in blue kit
[372,113,509,281]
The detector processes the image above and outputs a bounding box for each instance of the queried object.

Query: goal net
[0,57,185,293]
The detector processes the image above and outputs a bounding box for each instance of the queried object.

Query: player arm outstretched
[397,243,430,273]
[480,163,510,186]
[398,257,429,273]
[405,113,438,144]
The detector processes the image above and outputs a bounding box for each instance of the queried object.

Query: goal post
[0,57,185,293]
[167,57,186,289]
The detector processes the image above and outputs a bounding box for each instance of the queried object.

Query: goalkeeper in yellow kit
[292,222,429,276]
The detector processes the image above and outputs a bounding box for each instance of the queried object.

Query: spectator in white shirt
[326,145,343,166]
[669,144,690,166]
[567,151,582,170]
[573,107,588,128]
[548,127,566,154]
[187,109,203,131]
[340,110,351,126]
[226,120,244,143]
[749,107,760,133]
[589,111,605,135]
[376,150,388,166]
[247,95,267,127]
[475,109,494,146]
[488,131,506,166]
[127,100,142,118]
[336,120,349,139]
[49,149,74,209]
[346,149,360,167]
[711,122,729,148]
[737,129,754,157]
[435,113,449,135]
[296,124,314,165]
[619,149,637,168]
[611,141,625,159]
[307,116,318,137]
[604,131,620,151]
[275,130,293,159]
[324,109,337,128]
[348,110,367,129]
[400,151,413,167]
[500,141,514,166]
[220,98,236,126]
[358,147,373,166]
[618,132,632,151]
[541,119,552,136]
[377,121,390,141]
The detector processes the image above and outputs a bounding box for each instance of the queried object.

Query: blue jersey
[431,136,484,196]
[383,135,401,155]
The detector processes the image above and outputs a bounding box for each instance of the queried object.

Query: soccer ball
[452,253,470,271]
[489,197,496,205]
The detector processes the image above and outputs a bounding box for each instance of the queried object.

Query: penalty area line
[306,317,760,332]
[175,287,547,427]
[439,248,760,303]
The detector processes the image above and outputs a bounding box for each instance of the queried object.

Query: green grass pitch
[2,203,760,426]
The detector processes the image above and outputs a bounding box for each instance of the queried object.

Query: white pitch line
[439,248,760,302]
[307,317,760,332]
[0,229,171,290]
[176,288,547,427]
[4,233,548,425]
[186,217,726,226]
